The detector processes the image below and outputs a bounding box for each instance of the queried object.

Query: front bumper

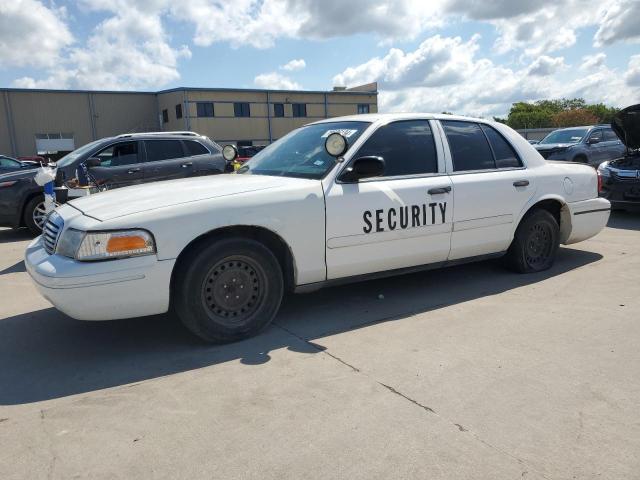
[25,237,175,321]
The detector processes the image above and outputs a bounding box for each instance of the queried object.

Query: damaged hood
[68,174,310,221]
[612,103,640,150]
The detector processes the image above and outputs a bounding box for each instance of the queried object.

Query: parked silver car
[534,125,625,168]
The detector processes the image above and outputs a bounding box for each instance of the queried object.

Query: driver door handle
[428,186,452,195]
[127,168,141,174]
[513,180,529,187]
[181,162,193,168]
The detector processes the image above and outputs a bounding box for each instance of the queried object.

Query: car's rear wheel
[23,196,47,235]
[173,237,284,343]
[506,209,560,273]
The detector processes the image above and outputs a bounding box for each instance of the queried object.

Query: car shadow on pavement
[0,260,26,276]
[0,247,602,405]
[0,228,33,244]
[607,211,640,231]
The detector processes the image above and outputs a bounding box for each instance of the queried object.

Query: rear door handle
[181,162,193,168]
[127,168,141,174]
[428,186,452,195]
[513,180,529,187]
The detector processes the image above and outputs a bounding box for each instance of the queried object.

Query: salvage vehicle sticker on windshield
[363,201,447,233]
[321,129,358,138]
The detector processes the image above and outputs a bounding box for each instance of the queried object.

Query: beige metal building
[0,83,378,157]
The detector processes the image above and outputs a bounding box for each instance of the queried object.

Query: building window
[162,109,169,124]
[292,103,307,118]
[234,102,251,117]
[273,103,285,117]
[175,104,183,119]
[357,104,370,114]
[196,102,214,118]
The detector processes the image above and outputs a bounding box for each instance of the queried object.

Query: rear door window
[480,125,522,168]
[144,140,185,162]
[603,129,619,142]
[355,120,438,177]
[442,121,495,171]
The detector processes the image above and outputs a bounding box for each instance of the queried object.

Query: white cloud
[580,53,607,70]
[333,33,638,118]
[333,35,480,90]
[13,1,190,90]
[254,72,302,90]
[625,55,640,87]
[280,59,306,71]
[0,0,73,68]
[527,56,566,76]
[594,0,640,46]
[169,0,445,49]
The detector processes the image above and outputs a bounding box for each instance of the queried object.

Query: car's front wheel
[23,196,47,235]
[506,209,560,273]
[173,237,284,343]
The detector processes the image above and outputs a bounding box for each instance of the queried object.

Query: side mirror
[339,156,385,183]
[85,157,101,168]
[222,145,238,162]
[588,136,600,145]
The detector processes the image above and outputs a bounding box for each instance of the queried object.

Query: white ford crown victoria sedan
[26,114,610,343]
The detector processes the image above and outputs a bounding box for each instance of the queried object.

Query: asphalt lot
[0,213,639,479]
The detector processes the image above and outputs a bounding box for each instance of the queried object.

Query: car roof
[309,113,492,125]
[110,131,209,140]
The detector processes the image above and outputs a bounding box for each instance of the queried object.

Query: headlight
[597,161,611,176]
[56,229,155,261]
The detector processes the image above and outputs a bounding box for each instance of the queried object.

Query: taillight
[0,180,18,188]
[597,170,603,193]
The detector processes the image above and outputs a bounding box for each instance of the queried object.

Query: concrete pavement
[1,212,639,479]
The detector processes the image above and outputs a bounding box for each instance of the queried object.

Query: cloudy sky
[0,0,639,117]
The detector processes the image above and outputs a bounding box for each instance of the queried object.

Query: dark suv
[534,125,625,168]
[598,104,640,211]
[0,132,226,234]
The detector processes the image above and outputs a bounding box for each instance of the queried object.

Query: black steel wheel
[506,209,560,273]
[173,237,284,343]
[201,256,266,327]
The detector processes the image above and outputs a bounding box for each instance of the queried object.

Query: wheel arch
[515,195,572,244]
[170,225,297,297]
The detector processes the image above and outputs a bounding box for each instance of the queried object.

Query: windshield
[55,139,104,167]
[237,121,370,179]
[539,128,588,145]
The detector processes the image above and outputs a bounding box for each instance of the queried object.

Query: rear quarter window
[480,125,522,168]
[184,140,209,156]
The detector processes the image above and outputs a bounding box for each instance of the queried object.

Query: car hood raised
[612,103,640,150]
[68,174,311,221]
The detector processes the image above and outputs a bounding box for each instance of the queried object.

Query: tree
[504,98,619,129]
[584,103,619,124]
[551,109,598,127]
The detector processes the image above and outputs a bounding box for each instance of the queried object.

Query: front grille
[611,170,640,183]
[42,212,64,255]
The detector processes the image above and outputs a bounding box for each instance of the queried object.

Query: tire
[573,154,588,164]
[173,237,284,343]
[23,196,47,235]
[505,209,560,273]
